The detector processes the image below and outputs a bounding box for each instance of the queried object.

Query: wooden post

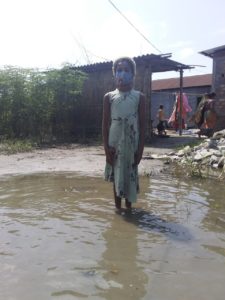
[179,68,183,136]
[144,65,152,141]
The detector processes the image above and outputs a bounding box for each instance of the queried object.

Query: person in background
[197,92,217,138]
[156,104,167,135]
[168,92,192,131]
[102,57,146,210]
[190,93,208,129]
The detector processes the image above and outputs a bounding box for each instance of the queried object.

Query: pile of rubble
[145,129,225,178]
[166,129,225,175]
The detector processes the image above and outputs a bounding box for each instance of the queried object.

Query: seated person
[156,104,167,135]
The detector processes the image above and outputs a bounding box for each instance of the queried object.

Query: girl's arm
[102,94,115,165]
[135,93,146,165]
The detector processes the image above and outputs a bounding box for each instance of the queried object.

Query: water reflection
[98,211,148,299]
[0,173,225,300]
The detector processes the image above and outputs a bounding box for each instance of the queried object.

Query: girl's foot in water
[115,198,121,209]
[125,199,132,209]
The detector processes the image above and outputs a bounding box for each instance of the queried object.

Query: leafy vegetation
[175,139,202,151]
[0,65,87,144]
[0,139,37,154]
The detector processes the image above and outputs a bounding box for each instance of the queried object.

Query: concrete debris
[152,129,225,172]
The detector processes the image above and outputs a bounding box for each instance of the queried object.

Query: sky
[1,0,225,79]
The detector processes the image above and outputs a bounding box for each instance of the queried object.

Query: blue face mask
[115,70,133,85]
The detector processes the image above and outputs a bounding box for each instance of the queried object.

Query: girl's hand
[105,146,116,165]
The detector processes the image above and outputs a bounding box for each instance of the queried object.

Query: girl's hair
[112,57,136,76]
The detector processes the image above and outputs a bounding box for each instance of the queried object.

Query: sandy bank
[0,132,199,177]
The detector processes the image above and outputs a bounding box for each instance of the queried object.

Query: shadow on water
[117,208,192,241]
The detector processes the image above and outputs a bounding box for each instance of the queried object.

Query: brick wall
[212,53,225,130]
[151,86,210,128]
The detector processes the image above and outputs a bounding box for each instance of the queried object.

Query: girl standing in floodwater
[102,57,146,210]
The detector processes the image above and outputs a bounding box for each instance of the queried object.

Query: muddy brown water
[0,173,225,300]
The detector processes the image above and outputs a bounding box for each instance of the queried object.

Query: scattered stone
[212,163,219,169]
[193,153,203,161]
[153,129,225,176]
[177,149,185,157]
[218,157,225,168]
[207,139,218,149]
[211,129,225,139]
[209,155,219,165]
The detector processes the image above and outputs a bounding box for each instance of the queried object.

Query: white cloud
[0,0,89,68]
[0,0,219,75]
[157,21,169,40]
[178,47,195,59]
[168,41,193,49]
[85,10,158,63]
[213,28,225,36]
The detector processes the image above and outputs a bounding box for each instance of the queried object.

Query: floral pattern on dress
[104,89,140,202]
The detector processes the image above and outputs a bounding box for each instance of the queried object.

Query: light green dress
[104,89,140,203]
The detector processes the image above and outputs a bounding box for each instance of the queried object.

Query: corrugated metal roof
[200,45,225,58]
[75,53,193,73]
[152,74,212,91]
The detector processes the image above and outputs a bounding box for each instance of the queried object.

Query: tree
[0,65,87,142]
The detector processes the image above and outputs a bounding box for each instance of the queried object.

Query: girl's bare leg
[125,199,132,209]
[113,184,121,209]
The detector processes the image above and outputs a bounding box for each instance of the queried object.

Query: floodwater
[0,173,225,300]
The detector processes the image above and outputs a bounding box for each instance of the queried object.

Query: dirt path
[0,133,199,177]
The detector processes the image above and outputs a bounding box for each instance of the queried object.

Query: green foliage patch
[0,139,37,154]
[0,65,87,143]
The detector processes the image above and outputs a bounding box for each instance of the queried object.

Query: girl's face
[115,60,134,91]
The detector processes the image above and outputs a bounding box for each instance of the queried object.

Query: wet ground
[1,172,225,300]
[0,132,200,178]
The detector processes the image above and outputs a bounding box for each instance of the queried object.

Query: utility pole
[179,68,184,136]
[144,64,152,141]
